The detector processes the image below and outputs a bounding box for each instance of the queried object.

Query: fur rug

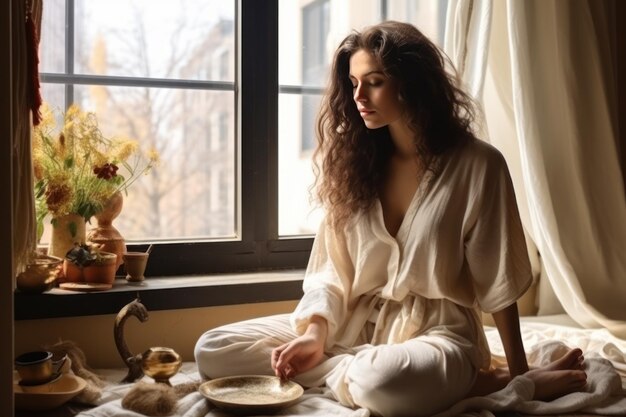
[45,339,107,403]
[122,382,201,416]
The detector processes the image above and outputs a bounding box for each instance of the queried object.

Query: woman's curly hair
[314,21,477,229]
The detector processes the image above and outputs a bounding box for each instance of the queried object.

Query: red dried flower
[93,163,119,180]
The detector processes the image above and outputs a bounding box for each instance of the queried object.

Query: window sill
[14,270,305,320]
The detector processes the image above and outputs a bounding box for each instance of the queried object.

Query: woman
[195,21,587,416]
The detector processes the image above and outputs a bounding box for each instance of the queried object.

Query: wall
[15,293,540,359]
[618,0,626,188]
[1,0,13,415]
[15,301,298,369]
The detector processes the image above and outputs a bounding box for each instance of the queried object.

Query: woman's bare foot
[538,347,585,371]
[525,348,587,401]
[468,348,587,400]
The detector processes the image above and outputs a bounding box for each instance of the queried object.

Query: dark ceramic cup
[15,351,66,385]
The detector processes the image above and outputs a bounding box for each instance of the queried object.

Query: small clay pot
[83,252,118,285]
[62,260,83,283]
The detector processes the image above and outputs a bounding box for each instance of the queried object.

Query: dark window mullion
[40,73,235,91]
[380,0,388,20]
[241,0,279,255]
[279,85,324,95]
[265,0,279,244]
[65,0,74,109]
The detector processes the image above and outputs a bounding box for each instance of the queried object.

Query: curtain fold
[445,0,626,336]
[444,0,492,100]
[12,0,41,279]
[454,0,626,337]
[444,0,543,317]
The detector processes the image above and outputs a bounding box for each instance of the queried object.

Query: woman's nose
[354,84,366,102]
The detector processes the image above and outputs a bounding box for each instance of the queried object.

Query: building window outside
[38,0,448,275]
[213,48,230,81]
[300,0,329,153]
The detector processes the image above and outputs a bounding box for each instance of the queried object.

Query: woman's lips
[359,109,374,117]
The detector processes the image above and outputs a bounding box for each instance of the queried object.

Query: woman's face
[349,49,404,130]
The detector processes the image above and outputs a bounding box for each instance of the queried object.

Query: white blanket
[76,321,626,417]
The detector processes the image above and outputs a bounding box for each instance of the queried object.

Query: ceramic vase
[48,213,86,259]
[88,192,126,270]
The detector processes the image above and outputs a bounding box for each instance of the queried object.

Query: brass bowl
[141,347,182,385]
[199,375,304,414]
[16,255,63,293]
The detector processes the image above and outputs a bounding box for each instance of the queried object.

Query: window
[300,0,330,153]
[38,0,448,276]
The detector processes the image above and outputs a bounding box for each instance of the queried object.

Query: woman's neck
[388,120,420,160]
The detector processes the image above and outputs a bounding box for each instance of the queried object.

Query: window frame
[39,0,314,276]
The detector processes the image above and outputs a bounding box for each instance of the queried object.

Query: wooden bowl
[16,255,62,293]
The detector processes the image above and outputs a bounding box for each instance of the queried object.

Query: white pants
[194,314,476,417]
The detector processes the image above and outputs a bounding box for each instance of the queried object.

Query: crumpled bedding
[76,319,626,417]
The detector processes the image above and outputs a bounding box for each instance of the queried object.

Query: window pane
[73,0,235,81]
[38,0,238,245]
[278,0,381,237]
[40,0,66,73]
[386,0,449,46]
[40,83,66,114]
[73,85,236,241]
[38,84,238,242]
[279,0,380,86]
[278,93,323,236]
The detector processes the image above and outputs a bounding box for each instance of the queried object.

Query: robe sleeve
[290,218,353,349]
[463,147,533,313]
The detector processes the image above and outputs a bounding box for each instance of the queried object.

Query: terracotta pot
[62,260,83,283]
[83,252,118,285]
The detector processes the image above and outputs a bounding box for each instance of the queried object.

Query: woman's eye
[370,80,383,87]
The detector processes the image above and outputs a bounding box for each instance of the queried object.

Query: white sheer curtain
[443,0,492,100]
[445,0,626,337]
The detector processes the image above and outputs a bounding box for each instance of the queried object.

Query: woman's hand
[271,316,328,380]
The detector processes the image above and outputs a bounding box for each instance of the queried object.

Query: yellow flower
[90,149,109,168]
[148,148,160,165]
[112,138,138,162]
[65,104,81,120]
[38,103,57,132]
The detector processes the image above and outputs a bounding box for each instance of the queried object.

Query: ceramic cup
[123,252,149,283]
[15,351,66,386]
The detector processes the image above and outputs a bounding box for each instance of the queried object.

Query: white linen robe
[291,138,533,371]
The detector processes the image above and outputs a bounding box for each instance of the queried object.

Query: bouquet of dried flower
[32,103,159,238]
